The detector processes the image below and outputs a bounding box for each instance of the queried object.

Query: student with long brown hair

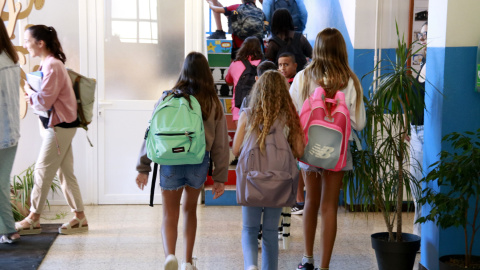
[136,52,229,270]
[0,17,21,244]
[289,28,366,270]
[225,36,264,125]
[17,25,88,236]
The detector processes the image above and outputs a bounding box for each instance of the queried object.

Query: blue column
[422,1,480,269]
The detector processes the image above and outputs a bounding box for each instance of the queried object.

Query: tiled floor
[37,205,420,270]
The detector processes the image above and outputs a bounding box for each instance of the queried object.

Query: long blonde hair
[247,70,303,154]
[301,28,363,120]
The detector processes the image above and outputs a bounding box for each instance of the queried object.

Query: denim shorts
[159,152,210,190]
[299,144,353,172]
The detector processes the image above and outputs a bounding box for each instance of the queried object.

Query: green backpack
[145,92,206,165]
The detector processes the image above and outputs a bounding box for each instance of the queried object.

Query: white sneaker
[247,266,258,270]
[164,254,178,270]
[181,262,197,270]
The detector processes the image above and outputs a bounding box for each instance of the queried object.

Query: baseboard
[344,201,416,212]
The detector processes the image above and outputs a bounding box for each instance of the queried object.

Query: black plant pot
[371,232,421,270]
[439,255,480,270]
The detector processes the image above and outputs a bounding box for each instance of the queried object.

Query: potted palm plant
[417,129,480,269]
[10,164,62,221]
[343,23,425,270]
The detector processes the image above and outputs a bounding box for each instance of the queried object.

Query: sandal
[59,217,88,235]
[15,217,42,235]
[0,233,20,244]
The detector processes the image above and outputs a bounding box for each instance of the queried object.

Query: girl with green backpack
[135,52,230,270]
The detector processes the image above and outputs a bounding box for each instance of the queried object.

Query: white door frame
[79,0,205,204]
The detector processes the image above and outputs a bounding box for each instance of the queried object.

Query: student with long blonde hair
[233,70,304,270]
[289,28,366,270]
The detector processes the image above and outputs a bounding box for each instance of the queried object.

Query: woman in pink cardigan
[16,25,88,235]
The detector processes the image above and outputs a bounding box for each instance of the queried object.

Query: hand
[212,182,225,199]
[405,135,411,142]
[23,81,36,96]
[136,173,148,190]
[24,93,31,105]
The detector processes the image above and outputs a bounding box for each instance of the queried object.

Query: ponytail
[27,25,66,64]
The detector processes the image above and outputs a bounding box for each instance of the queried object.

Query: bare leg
[319,170,344,268]
[303,171,322,257]
[296,172,305,203]
[182,185,202,263]
[210,0,224,31]
[161,188,184,256]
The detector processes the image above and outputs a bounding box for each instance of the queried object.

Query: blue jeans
[0,145,17,235]
[159,152,210,190]
[242,206,282,270]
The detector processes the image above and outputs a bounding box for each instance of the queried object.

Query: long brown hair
[27,25,66,64]
[172,52,222,120]
[301,28,363,120]
[247,70,303,155]
[0,18,19,63]
[235,36,264,62]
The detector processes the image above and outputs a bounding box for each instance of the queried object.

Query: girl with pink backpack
[289,28,366,270]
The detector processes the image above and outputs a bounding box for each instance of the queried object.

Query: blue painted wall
[423,45,480,269]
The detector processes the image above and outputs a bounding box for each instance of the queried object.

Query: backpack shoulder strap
[241,59,255,72]
[271,35,287,47]
[293,32,302,43]
[149,163,158,207]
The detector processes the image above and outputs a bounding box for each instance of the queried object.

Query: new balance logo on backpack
[145,91,206,166]
[299,87,351,171]
[231,2,265,39]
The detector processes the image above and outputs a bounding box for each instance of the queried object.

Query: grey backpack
[236,109,299,207]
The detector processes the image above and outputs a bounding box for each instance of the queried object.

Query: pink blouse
[29,55,77,127]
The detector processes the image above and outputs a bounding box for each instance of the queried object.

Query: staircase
[205,38,238,206]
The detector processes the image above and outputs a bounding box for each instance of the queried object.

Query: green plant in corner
[10,164,62,221]
[417,128,480,268]
[344,22,427,243]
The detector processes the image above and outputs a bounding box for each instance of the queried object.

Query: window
[110,0,158,44]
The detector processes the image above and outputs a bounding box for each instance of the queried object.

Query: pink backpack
[299,87,351,171]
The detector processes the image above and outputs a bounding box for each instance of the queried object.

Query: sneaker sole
[291,210,304,215]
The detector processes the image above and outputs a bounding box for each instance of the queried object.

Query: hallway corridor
[37,205,421,270]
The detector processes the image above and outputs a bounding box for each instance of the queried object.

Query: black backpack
[234,60,258,108]
[271,32,306,72]
[230,3,265,40]
[273,0,303,32]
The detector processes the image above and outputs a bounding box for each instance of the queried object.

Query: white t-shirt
[289,70,366,140]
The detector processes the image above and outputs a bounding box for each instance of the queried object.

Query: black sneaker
[297,261,315,270]
[207,30,226,39]
[230,157,238,166]
[291,203,304,215]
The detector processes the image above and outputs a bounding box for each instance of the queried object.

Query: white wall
[10,0,89,205]
[446,0,480,47]
[354,0,410,49]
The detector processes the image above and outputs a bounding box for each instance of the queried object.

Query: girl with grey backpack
[233,70,305,270]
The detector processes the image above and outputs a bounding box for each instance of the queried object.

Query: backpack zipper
[155,131,194,152]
